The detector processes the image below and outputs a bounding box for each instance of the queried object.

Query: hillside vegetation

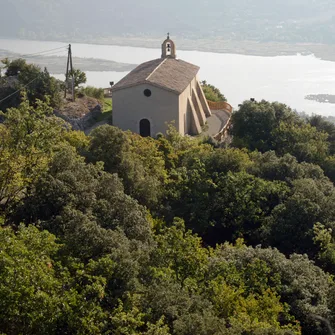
[3,59,335,332]
[1,0,335,44]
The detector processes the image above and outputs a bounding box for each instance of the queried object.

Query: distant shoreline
[305,94,335,105]
[2,35,335,62]
[0,49,136,74]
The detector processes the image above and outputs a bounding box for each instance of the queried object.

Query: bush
[79,86,104,100]
[1,59,62,109]
[201,80,226,102]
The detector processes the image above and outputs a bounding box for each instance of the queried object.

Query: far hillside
[1,0,335,44]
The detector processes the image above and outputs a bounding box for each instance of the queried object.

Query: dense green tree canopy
[0,58,62,110]
[2,85,335,334]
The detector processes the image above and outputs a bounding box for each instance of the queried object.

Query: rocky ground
[55,96,112,132]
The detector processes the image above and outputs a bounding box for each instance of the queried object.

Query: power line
[0,77,40,105]
[18,46,67,58]
[0,45,71,104]
[25,50,68,59]
[0,45,67,67]
[0,48,68,74]
[1,46,67,64]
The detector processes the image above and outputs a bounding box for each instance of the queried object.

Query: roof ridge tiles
[146,58,166,81]
[112,57,200,94]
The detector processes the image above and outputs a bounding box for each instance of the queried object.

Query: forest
[2,60,335,334]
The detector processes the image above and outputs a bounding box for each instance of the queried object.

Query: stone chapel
[112,34,212,137]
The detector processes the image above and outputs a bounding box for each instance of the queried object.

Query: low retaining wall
[206,100,233,141]
[207,100,233,113]
[213,116,232,142]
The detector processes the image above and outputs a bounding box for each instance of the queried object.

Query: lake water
[1,38,335,116]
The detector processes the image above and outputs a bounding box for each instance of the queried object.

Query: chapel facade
[112,35,211,137]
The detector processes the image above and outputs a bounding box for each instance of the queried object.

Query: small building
[112,34,212,137]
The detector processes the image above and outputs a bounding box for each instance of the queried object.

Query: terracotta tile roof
[112,58,200,94]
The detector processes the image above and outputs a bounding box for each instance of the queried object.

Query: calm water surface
[1,38,335,116]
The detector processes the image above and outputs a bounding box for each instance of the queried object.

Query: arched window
[139,119,151,137]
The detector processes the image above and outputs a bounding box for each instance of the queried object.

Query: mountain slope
[1,0,335,43]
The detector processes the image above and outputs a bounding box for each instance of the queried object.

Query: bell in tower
[161,33,176,59]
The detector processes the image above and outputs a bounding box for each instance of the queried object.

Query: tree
[308,115,335,155]
[272,122,329,163]
[0,76,21,112]
[142,223,302,334]
[14,144,153,242]
[151,218,209,285]
[231,100,330,165]
[321,155,335,183]
[206,171,289,245]
[249,151,326,183]
[211,242,332,334]
[1,58,62,108]
[69,69,87,89]
[35,68,62,108]
[2,58,27,77]
[0,224,108,335]
[264,178,335,256]
[231,100,299,152]
[313,222,335,273]
[3,89,335,334]
[0,95,65,214]
[201,80,227,102]
[89,125,167,208]
[205,147,252,175]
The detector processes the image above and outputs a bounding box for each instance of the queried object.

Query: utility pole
[64,44,75,101]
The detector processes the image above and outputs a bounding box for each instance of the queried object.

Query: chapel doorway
[139,119,151,137]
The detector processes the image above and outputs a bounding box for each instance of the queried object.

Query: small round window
[144,89,152,97]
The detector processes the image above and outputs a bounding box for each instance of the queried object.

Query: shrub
[79,86,104,100]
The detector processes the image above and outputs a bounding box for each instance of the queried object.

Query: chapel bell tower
[161,33,176,59]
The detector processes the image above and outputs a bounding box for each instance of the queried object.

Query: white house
[112,34,212,137]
